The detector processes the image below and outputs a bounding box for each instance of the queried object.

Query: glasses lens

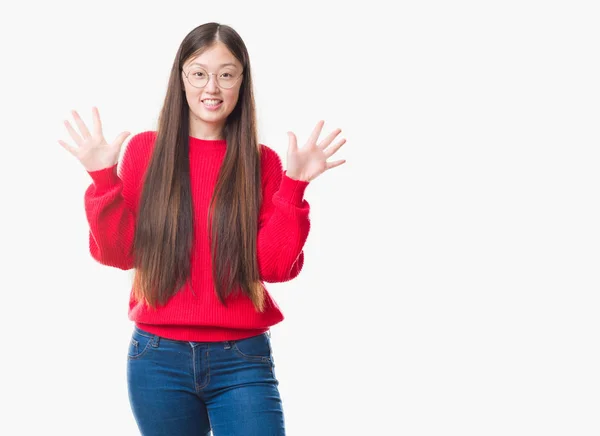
[216,72,239,89]
[188,68,208,88]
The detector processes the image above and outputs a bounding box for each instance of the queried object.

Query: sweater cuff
[87,164,120,191]
[277,171,309,206]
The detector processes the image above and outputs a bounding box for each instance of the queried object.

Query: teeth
[203,99,222,106]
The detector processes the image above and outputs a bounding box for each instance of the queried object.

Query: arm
[257,147,311,282]
[83,134,144,270]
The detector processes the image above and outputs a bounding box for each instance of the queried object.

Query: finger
[92,107,103,136]
[287,131,298,152]
[318,128,342,149]
[326,159,346,170]
[64,119,83,145]
[58,139,78,156]
[307,120,325,145]
[72,110,92,139]
[324,138,346,158]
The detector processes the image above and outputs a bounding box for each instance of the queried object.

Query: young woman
[59,22,346,435]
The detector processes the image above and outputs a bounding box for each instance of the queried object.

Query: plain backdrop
[1,0,600,435]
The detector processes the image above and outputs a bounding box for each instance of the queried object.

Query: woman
[59,22,346,435]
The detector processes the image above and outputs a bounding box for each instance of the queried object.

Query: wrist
[278,172,309,205]
[285,171,308,182]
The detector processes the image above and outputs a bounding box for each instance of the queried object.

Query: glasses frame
[182,67,244,89]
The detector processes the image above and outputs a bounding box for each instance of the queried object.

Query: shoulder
[124,131,157,155]
[259,143,284,175]
[118,131,157,179]
[121,131,157,164]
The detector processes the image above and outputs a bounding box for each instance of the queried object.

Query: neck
[189,118,225,140]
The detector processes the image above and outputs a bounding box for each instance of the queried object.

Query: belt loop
[151,335,160,348]
[266,330,271,338]
[224,341,232,350]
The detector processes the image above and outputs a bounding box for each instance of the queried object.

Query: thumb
[114,131,131,150]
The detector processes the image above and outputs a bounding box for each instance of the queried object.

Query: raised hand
[285,120,346,182]
[58,107,131,172]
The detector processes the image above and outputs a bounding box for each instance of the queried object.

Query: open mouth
[201,99,223,109]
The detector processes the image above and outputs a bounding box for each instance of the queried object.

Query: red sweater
[84,131,310,341]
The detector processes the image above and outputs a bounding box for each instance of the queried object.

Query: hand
[58,107,131,172]
[286,120,346,182]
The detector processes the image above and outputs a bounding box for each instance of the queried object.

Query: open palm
[286,120,346,183]
[58,107,130,172]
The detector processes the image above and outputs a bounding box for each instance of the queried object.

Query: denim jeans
[126,325,285,435]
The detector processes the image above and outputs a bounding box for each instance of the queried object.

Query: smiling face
[181,41,244,140]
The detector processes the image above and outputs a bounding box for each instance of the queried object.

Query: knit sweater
[84,131,310,341]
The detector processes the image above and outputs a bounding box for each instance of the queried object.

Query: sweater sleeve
[83,135,143,270]
[257,146,311,282]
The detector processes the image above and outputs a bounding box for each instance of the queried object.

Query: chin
[193,109,223,122]
[199,115,227,125]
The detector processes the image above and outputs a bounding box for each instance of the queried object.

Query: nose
[205,73,219,92]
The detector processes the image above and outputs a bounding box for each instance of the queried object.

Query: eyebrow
[189,62,238,68]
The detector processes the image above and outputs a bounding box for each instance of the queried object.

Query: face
[181,41,244,138]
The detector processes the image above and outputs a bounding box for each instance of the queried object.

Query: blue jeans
[127,326,285,435]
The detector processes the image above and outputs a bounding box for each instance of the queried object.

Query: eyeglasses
[182,67,243,89]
